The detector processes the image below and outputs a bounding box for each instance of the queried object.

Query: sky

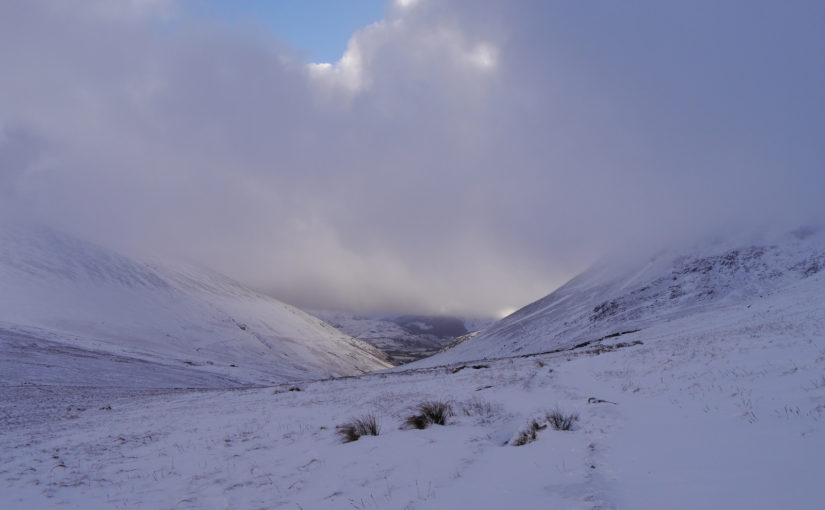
[1,0,824,318]
[192,0,386,64]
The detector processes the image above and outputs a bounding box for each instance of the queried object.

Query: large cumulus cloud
[1,0,823,316]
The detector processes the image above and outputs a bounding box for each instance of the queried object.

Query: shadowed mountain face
[0,222,390,388]
[392,315,468,338]
[413,228,825,367]
[308,311,494,364]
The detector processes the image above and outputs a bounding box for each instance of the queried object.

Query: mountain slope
[2,227,824,508]
[3,257,823,508]
[415,228,825,366]
[0,223,390,387]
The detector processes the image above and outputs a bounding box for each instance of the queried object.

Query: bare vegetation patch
[510,417,546,446]
[403,400,453,430]
[546,408,579,431]
[336,415,380,443]
[510,407,579,446]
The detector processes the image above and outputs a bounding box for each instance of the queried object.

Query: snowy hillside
[415,228,825,366]
[309,311,494,364]
[0,223,390,387]
[2,247,824,508]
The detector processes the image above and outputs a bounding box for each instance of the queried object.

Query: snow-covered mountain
[3,227,824,508]
[417,227,825,366]
[308,311,494,364]
[0,222,390,387]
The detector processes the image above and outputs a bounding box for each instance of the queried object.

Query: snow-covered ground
[2,228,824,508]
[2,266,823,508]
[0,222,389,387]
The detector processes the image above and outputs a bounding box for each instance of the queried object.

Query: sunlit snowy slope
[0,222,390,387]
[417,228,825,366]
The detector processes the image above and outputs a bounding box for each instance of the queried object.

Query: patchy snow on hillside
[2,266,823,509]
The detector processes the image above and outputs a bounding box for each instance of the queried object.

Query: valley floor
[2,283,825,509]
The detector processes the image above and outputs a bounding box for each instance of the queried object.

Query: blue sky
[193,0,387,63]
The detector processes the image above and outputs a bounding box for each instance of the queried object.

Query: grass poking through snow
[336,414,380,443]
[403,400,453,429]
[546,408,579,431]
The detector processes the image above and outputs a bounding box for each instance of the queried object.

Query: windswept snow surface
[414,228,825,367]
[2,251,824,508]
[0,223,390,387]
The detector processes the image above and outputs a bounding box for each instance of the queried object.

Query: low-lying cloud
[1,0,823,317]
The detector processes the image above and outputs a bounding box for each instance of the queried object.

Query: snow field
[3,274,823,509]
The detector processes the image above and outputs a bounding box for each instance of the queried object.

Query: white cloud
[395,0,422,9]
[308,8,500,98]
[308,34,369,93]
[1,0,823,316]
[468,43,497,70]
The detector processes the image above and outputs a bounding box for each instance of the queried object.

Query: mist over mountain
[410,227,825,367]
[0,221,389,387]
[2,2,825,506]
[1,0,823,316]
